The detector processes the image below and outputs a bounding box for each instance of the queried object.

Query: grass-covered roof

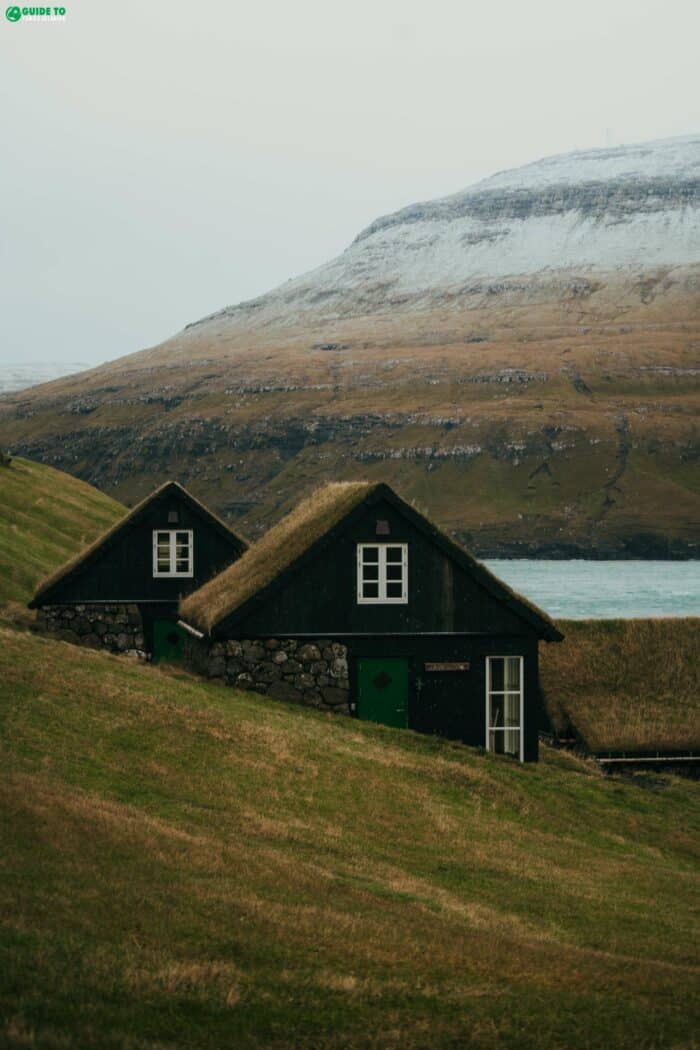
[179,480,561,639]
[540,618,700,754]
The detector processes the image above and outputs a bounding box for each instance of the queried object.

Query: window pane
[505,657,521,690]
[362,582,379,599]
[490,730,520,756]
[386,563,403,581]
[386,582,403,598]
[504,692,520,725]
[157,555,170,572]
[489,730,505,754]
[490,658,504,691]
[386,546,403,562]
[176,559,190,573]
[363,563,379,581]
[489,693,505,727]
[489,692,520,728]
[156,531,169,544]
[362,546,379,563]
[503,729,520,757]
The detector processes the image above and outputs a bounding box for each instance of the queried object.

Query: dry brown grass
[540,618,700,752]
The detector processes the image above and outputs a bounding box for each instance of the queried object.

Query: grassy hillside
[541,619,700,753]
[0,457,124,605]
[1,623,699,1048]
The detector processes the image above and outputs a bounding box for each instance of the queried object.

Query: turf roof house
[179,482,562,762]
[31,481,247,661]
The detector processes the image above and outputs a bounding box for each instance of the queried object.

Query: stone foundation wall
[186,637,351,714]
[37,604,147,659]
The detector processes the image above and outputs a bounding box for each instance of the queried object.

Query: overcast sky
[1,0,698,365]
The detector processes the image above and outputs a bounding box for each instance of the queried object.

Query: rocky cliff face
[1,135,699,556]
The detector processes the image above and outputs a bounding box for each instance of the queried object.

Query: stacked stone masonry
[188,637,351,714]
[38,604,147,659]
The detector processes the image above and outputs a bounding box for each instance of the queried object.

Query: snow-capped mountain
[195,134,700,333]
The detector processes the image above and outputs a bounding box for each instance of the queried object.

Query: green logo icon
[5,5,21,20]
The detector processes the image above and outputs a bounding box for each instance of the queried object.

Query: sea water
[484,560,700,619]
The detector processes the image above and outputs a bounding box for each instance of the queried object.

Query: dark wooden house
[179,482,562,761]
[31,481,247,661]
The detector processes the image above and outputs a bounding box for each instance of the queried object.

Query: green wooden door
[153,620,186,663]
[357,658,409,728]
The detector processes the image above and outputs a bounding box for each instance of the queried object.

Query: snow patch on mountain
[196,134,700,331]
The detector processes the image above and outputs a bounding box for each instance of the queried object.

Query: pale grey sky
[1,0,698,364]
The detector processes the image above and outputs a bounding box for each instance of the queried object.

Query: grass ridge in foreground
[1,623,699,1048]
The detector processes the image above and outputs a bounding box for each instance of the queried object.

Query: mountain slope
[0,457,124,605]
[1,622,699,1047]
[0,135,698,555]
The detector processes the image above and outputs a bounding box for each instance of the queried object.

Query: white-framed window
[486,656,524,761]
[357,543,408,604]
[152,529,193,578]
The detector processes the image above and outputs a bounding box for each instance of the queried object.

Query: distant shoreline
[472,537,698,560]
[478,549,698,561]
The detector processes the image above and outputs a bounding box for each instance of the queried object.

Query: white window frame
[152,529,194,578]
[485,655,524,762]
[356,543,408,604]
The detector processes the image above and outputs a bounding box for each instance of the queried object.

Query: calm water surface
[483,560,700,619]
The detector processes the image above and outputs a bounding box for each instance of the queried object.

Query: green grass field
[0,457,124,605]
[1,622,699,1048]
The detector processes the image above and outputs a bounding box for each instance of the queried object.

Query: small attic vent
[168,510,179,524]
[376,519,390,535]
